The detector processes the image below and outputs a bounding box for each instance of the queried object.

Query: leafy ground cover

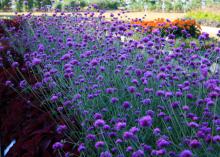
[186,11,220,28]
[1,7,220,157]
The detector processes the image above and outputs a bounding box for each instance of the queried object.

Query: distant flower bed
[186,11,220,28]
[131,18,201,38]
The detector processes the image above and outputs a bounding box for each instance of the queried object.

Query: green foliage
[55,3,62,11]
[0,0,11,10]
[186,0,201,11]
[68,0,87,8]
[172,1,183,12]
[27,0,34,11]
[127,1,145,11]
[90,0,120,10]
[16,0,24,12]
[164,1,172,12]
[186,11,220,22]
[79,1,87,8]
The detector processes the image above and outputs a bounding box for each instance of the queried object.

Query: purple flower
[94,113,103,119]
[139,115,152,127]
[129,127,140,134]
[157,72,166,80]
[187,122,199,128]
[61,54,71,60]
[78,143,86,152]
[51,95,59,102]
[155,149,166,156]
[153,128,161,136]
[213,135,220,142]
[19,80,27,89]
[132,150,144,157]
[144,71,153,78]
[32,58,41,65]
[147,57,155,65]
[56,124,67,134]
[126,146,133,152]
[115,122,126,130]
[103,125,111,131]
[94,119,105,128]
[5,80,14,87]
[100,151,112,157]
[123,131,134,140]
[142,98,151,105]
[147,41,154,47]
[182,105,189,111]
[189,139,201,148]
[142,144,152,152]
[12,62,19,68]
[115,138,123,144]
[111,97,119,103]
[128,86,136,93]
[52,142,63,150]
[90,58,99,66]
[156,138,170,148]
[95,141,105,149]
[146,110,154,117]
[179,150,193,157]
[106,88,115,94]
[86,134,96,141]
[122,101,131,109]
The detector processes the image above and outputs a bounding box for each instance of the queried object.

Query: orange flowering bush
[131,18,201,38]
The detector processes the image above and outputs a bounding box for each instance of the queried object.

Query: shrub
[55,3,62,11]
[91,0,120,10]
[126,1,145,12]
[131,18,201,38]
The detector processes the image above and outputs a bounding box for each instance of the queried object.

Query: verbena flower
[139,115,152,127]
[179,150,193,157]
[95,141,105,149]
[94,119,106,128]
[52,142,63,150]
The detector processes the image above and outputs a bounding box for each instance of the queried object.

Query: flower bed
[131,18,201,38]
[1,9,220,157]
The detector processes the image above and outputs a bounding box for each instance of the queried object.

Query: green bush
[69,1,80,8]
[172,1,183,12]
[164,1,172,12]
[127,2,145,12]
[91,0,120,10]
[147,3,156,11]
[80,1,87,8]
[16,0,24,12]
[55,3,62,11]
